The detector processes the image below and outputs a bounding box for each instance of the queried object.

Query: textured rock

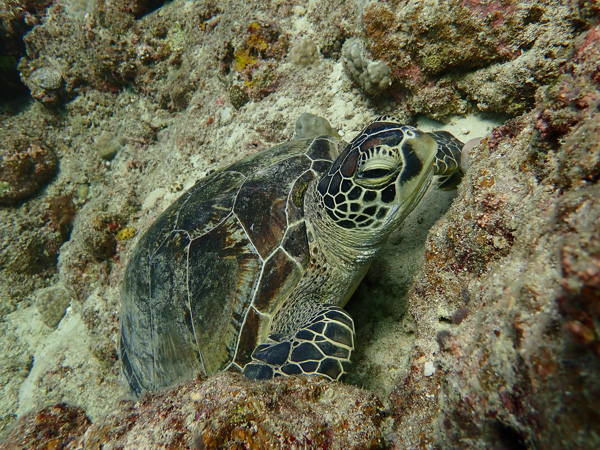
[2,373,386,449]
[388,23,600,449]
[0,194,76,316]
[0,134,58,205]
[0,326,35,438]
[17,1,172,104]
[0,0,53,100]
[361,0,575,120]
[0,403,90,450]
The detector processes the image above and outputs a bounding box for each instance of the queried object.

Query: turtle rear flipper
[243,305,355,381]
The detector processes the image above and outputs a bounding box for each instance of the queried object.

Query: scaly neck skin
[270,182,389,335]
[304,182,389,272]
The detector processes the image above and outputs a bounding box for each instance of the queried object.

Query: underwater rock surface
[0,0,598,448]
[390,22,600,449]
[0,403,90,450]
[1,373,385,449]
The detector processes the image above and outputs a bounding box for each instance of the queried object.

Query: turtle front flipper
[428,130,464,190]
[243,305,355,381]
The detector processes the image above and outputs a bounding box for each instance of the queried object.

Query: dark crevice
[0,56,30,102]
[493,422,528,450]
[133,0,168,19]
[0,1,54,102]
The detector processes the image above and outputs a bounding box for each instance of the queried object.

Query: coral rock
[0,134,58,205]
[389,23,600,449]
[361,0,575,118]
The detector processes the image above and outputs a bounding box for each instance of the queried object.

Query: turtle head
[316,116,438,238]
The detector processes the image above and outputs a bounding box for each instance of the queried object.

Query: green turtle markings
[119,116,463,394]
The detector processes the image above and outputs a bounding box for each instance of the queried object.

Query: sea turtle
[120,115,463,395]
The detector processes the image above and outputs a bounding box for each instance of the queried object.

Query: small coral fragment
[342,38,391,96]
[290,39,319,67]
[116,226,138,241]
[26,67,64,103]
[294,113,338,139]
[35,284,75,328]
[229,85,249,110]
[94,131,123,161]
[82,213,125,260]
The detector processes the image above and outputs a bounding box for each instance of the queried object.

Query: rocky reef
[388,20,600,447]
[0,0,598,448]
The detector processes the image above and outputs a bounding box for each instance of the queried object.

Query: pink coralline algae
[461,0,517,28]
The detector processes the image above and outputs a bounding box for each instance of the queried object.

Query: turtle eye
[354,153,400,188]
[358,168,395,179]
